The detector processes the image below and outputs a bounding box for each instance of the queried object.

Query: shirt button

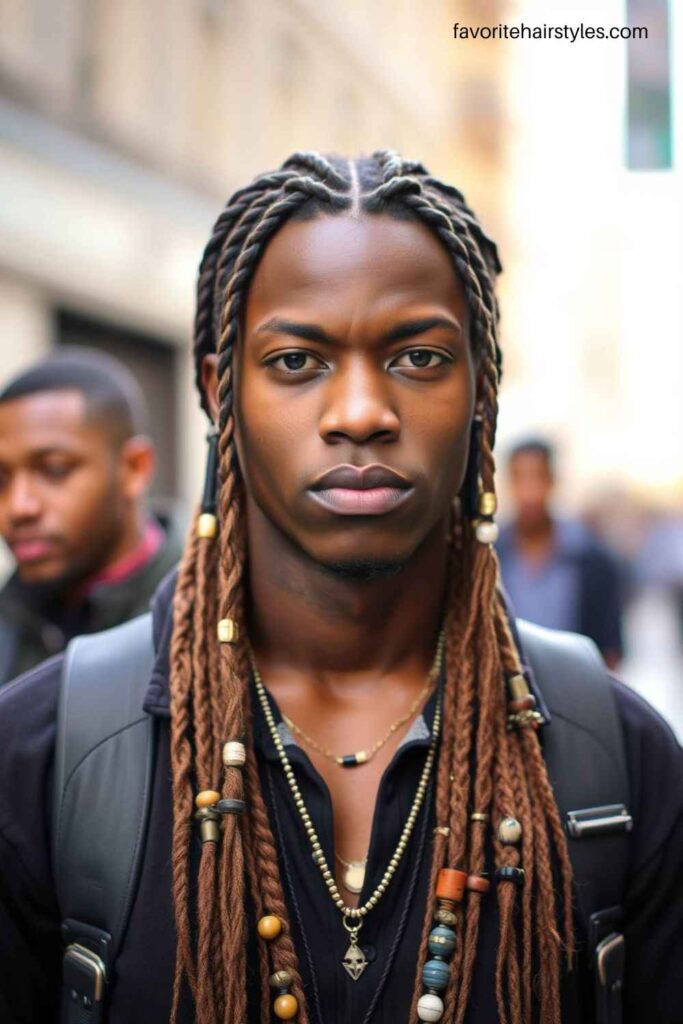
[361,943,377,963]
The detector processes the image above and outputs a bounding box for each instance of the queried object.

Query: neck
[246,507,449,685]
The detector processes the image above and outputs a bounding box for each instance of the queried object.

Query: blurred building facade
[0,0,679,508]
[0,0,500,507]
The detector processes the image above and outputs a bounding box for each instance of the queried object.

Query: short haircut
[506,436,556,472]
[0,347,148,445]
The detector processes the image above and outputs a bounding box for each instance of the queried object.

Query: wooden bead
[435,868,467,903]
[273,993,298,1019]
[222,741,246,768]
[466,874,491,894]
[195,790,221,808]
[508,695,537,713]
[498,817,523,845]
[257,915,282,940]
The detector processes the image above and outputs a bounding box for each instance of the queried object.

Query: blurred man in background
[0,348,183,683]
[497,437,624,668]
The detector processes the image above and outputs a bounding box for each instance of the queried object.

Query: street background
[0,0,681,735]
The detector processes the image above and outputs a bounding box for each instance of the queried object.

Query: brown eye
[393,349,449,370]
[283,353,307,370]
[267,351,326,374]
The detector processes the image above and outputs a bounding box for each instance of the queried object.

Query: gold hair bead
[478,491,497,517]
[433,825,450,837]
[470,811,489,823]
[508,674,530,700]
[217,618,239,643]
[194,807,221,843]
[197,512,217,539]
[222,740,246,768]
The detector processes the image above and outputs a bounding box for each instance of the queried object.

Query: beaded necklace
[253,662,442,980]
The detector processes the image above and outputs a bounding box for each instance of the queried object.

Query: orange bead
[436,868,468,903]
[466,874,491,894]
[257,915,282,940]
[195,790,221,808]
[273,993,298,1019]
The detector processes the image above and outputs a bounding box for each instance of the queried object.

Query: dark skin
[203,212,477,904]
[0,389,155,594]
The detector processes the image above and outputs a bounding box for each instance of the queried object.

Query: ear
[117,436,156,501]
[201,354,220,425]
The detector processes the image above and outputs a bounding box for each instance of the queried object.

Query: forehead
[244,212,469,328]
[0,390,92,451]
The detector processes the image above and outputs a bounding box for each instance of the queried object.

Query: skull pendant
[342,939,368,980]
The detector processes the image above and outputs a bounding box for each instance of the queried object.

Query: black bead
[215,798,246,815]
[495,866,525,887]
[340,755,359,768]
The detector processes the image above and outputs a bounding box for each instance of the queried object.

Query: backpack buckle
[566,804,633,839]
[61,943,107,1023]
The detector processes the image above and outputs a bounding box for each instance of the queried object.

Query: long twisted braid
[168,152,574,1023]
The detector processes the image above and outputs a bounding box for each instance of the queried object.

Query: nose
[5,473,42,523]
[318,358,400,446]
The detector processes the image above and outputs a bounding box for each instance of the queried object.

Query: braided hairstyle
[170,151,574,1024]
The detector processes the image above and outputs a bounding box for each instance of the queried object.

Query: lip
[308,464,414,517]
[310,464,412,492]
[9,538,58,564]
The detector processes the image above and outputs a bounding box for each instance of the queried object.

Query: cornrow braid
[169,151,574,1024]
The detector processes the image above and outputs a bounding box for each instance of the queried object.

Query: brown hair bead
[436,868,468,903]
[273,993,298,1019]
[508,695,537,713]
[466,874,491,894]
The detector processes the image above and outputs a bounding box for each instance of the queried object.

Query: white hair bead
[417,993,445,1021]
[475,519,499,545]
[222,741,246,768]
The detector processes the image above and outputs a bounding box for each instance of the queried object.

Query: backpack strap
[517,618,630,1024]
[52,613,156,1023]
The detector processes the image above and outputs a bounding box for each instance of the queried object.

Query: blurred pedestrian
[497,437,624,668]
[0,348,183,683]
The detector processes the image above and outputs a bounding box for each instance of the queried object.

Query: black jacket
[0,511,184,685]
[0,573,681,1023]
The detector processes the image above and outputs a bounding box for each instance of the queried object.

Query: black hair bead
[216,798,246,815]
[495,866,525,887]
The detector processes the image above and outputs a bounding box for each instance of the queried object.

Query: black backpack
[52,614,631,1024]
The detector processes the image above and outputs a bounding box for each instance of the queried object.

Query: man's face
[231,212,477,572]
[507,450,554,531]
[0,390,127,586]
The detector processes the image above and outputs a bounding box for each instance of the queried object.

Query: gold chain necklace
[280,630,445,768]
[252,660,442,981]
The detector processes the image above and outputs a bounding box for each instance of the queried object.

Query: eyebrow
[254,315,462,346]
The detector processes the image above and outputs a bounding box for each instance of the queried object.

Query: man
[0,153,680,1024]
[0,348,183,683]
[497,438,625,668]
